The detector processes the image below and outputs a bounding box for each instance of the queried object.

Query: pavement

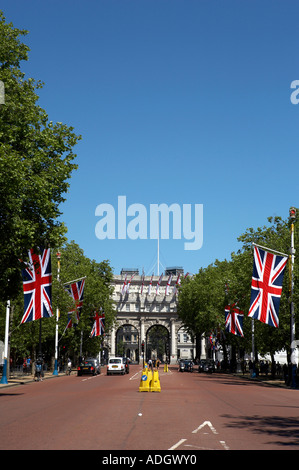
[234,372,289,388]
[0,370,66,388]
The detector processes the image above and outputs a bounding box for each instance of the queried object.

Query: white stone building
[103,268,199,364]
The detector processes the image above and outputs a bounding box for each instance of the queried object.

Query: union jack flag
[126,274,135,294]
[209,332,218,350]
[90,310,105,337]
[225,303,244,337]
[121,274,127,296]
[148,274,153,295]
[173,273,181,294]
[248,245,288,327]
[64,278,85,328]
[64,278,85,317]
[21,248,53,323]
[66,309,80,329]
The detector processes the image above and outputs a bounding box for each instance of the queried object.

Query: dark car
[178,359,194,372]
[198,359,215,373]
[77,358,101,376]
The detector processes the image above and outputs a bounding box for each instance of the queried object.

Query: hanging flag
[64,277,85,329]
[248,245,288,327]
[64,278,85,314]
[121,274,127,296]
[156,274,163,295]
[173,273,181,294]
[90,310,105,337]
[209,332,217,350]
[21,248,53,323]
[66,309,80,329]
[225,304,244,337]
[126,274,135,294]
[148,274,153,295]
[165,274,173,295]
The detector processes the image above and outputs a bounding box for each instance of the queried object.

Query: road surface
[1,364,299,451]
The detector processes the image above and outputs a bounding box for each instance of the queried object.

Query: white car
[107,357,126,375]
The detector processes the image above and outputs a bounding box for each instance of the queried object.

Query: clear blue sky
[2,0,299,276]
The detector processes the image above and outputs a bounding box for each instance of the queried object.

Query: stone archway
[115,323,139,363]
[145,324,170,364]
[108,271,197,364]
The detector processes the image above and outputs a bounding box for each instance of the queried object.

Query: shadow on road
[221,413,299,447]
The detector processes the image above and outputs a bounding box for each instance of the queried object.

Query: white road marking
[129,372,141,381]
[168,439,187,450]
[192,420,218,435]
[220,440,230,450]
[170,421,229,451]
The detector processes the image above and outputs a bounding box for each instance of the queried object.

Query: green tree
[178,211,299,365]
[0,11,81,301]
[178,260,233,359]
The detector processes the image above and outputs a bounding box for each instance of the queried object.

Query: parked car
[198,359,215,373]
[77,358,101,376]
[178,359,194,372]
[107,357,126,375]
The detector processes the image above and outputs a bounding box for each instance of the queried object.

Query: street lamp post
[142,341,145,368]
[289,207,296,388]
[53,251,61,376]
[0,300,10,384]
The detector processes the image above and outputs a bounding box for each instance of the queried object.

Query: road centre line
[82,374,103,382]
[168,439,187,450]
[129,372,140,380]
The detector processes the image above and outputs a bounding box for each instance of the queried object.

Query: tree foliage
[178,212,299,361]
[0,13,116,364]
[0,11,81,301]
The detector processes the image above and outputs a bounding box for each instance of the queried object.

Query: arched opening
[115,324,139,363]
[146,325,170,364]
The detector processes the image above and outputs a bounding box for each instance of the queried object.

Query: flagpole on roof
[53,250,61,376]
[157,213,159,276]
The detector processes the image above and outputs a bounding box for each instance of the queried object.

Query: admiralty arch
[102,268,206,364]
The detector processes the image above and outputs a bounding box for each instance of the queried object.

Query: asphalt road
[1,364,299,451]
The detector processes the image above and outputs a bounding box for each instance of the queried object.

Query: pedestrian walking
[66,358,72,375]
[35,357,43,381]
